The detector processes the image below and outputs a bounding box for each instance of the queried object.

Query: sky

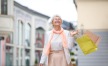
[15,0,78,23]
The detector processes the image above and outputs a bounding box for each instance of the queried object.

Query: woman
[39,15,78,66]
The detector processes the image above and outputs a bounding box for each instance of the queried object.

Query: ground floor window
[5,46,13,66]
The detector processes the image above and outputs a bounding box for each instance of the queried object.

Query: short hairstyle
[47,14,63,30]
[48,15,63,24]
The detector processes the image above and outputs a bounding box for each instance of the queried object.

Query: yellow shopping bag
[76,34,97,55]
[84,30,101,46]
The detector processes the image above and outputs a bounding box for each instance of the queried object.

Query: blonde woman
[39,15,78,66]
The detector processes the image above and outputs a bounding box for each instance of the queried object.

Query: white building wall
[14,3,49,66]
[14,6,32,66]
[0,0,14,34]
[8,0,14,15]
[30,16,35,66]
[0,16,14,32]
[0,0,49,65]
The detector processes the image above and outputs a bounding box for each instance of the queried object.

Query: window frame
[18,20,23,46]
[24,23,31,47]
[1,0,8,15]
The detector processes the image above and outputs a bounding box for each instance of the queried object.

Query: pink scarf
[43,28,67,55]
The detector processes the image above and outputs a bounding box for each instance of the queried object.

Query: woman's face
[52,16,62,27]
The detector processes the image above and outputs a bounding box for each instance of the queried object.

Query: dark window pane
[18,21,23,45]
[6,33,13,44]
[1,0,8,14]
[25,23,31,47]
[35,50,42,64]
[25,49,30,66]
[35,27,45,48]
[5,46,13,66]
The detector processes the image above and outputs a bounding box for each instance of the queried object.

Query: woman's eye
[56,19,60,20]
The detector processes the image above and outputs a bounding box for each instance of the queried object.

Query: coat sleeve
[67,31,74,51]
[40,32,49,64]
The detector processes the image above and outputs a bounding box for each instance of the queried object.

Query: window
[5,46,13,66]
[16,48,19,66]
[20,48,23,66]
[25,49,30,66]
[25,23,31,47]
[35,27,45,64]
[18,21,23,45]
[35,27,45,48]
[6,33,13,44]
[1,0,8,15]
[35,50,42,64]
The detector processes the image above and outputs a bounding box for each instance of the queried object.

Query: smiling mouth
[55,21,60,23]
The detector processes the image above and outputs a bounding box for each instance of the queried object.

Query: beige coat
[40,30,74,65]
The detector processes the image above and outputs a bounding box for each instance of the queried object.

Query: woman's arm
[67,30,78,51]
[67,31,74,51]
[40,32,49,64]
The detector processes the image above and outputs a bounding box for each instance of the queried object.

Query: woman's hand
[70,30,78,37]
[39,64,43,66]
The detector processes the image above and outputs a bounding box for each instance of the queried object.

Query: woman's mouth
[55,21,60,23]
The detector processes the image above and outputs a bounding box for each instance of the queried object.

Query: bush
[35,59,38,64]
[70,52,75,55]
[71,58,75,61]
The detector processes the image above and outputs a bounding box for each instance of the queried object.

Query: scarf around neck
[43,28,68,55]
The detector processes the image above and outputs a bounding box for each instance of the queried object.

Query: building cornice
[14,1,50,18]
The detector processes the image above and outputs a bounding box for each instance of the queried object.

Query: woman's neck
[54,26,61,31]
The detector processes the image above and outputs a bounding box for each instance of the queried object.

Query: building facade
[14,2,50,66]
[0,0,50,66]
[0,0,14,66]
[77,0,108,66]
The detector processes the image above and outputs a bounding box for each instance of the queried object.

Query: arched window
[35,27,45,48]
[18,20,23,45]
[35,27,45,63]
[25,23,31,47]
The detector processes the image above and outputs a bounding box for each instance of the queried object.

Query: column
[30,17,35,66]
[0,37,5,66]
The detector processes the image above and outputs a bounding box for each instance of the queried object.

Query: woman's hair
[48,15,63,24]
[48,15,63,30]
